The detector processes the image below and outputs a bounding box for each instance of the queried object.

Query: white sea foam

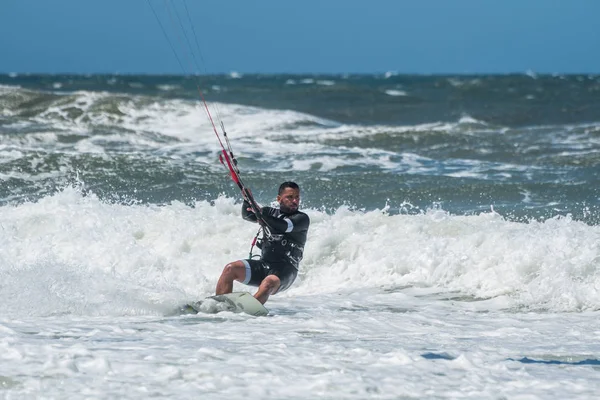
[385,89,407,96]
[0,84,22,92]
[526,69,538,79]
[316,80,335,86]
[1,188,599,316]
[458,115,486,125]
[447,78,483,87]
[157,84,180,91]
[1,189,600,398]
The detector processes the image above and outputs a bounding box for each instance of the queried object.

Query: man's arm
[241,200,258,222]
[260,211,309,234]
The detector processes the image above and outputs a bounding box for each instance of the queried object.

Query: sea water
[1,73,600,398]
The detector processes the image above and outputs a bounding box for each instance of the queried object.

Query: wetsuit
[240,200,309,292]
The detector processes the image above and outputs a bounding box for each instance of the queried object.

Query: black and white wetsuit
[240,200,310,292]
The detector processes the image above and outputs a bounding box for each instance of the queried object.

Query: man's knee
[261,275,281,294]
[221,261,245,281]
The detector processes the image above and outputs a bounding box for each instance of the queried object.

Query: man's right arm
[241,200,258,222]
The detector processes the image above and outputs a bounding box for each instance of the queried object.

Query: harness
[248,226,304,268]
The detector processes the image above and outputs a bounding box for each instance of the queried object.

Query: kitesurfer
[215,181,309,304]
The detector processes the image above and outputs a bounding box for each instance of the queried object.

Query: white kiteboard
[181,292,268,317]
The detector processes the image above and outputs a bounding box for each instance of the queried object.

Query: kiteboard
[180,292,269,317]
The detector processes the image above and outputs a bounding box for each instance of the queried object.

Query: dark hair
[278,181,300,195]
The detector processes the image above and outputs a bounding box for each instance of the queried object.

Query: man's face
[277,187,300,213]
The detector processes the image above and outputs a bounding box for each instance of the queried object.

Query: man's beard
[280,204,297,213]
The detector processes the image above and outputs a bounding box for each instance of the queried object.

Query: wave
[1,188,599,317]
[0,86,506,175]
[6,86,598,175]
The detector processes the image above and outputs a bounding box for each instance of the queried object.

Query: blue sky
[1,0,598,74]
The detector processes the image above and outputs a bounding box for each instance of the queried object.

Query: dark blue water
[1,73,599,224]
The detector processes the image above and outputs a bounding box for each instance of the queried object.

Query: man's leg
[215,260,247,295]
[254,275,281,304]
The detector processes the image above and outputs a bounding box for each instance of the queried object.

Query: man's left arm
[261,211,309,234]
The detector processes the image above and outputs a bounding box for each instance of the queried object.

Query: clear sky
[1,0,598,75]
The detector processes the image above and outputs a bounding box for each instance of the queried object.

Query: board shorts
[240,259,298,293]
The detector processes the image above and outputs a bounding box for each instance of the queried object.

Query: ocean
[1,72,600,399]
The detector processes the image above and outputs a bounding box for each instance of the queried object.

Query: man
[215,181,309,305]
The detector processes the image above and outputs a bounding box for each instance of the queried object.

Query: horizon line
[2,71,599,77]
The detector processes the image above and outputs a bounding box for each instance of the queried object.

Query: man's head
[277,181,301,213]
